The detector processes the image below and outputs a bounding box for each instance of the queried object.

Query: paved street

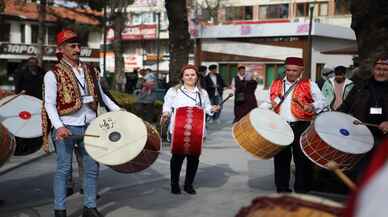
[0,98,345,217]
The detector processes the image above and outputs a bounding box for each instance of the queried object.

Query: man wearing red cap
[260,57,327,193]
[42,29,121,217]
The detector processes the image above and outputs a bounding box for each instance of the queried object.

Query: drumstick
[0,90,26,108]
[353,120,380,128]
[326,161,357,191]
[220,93,234,106]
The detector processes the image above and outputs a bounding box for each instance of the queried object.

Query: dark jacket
[14,64,45,99]
[233,76,258,123]
[204,73,225,99]
[338,78,388,141]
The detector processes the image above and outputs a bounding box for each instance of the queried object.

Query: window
[20,24,26,43]
[296,2,328,17]
[335,0,350,15]
[225,6,253,21]
[259,4,289,19]
[31,25,39,44]
[0,23,10,42]
[47,26,59,45]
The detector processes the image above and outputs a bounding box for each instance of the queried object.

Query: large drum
[171,106,205,156]
[84,111,160,173]
[233,108,294,159]
[0,124,16,167]
[235,193,343,217]
[300,111,374,170]
[0,94,43,155]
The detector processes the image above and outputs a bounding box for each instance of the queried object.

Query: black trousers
[274,121,313,192]
[170,154,199,187]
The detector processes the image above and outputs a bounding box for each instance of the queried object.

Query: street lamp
[306,3,315,78]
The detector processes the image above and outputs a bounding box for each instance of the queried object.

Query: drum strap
[275,80,299,110]
[179,88,202,107]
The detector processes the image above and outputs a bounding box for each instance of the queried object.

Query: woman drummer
[161,64,220,195]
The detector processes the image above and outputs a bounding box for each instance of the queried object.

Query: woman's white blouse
[162,86,213,133]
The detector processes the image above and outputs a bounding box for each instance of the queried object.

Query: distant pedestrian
[231,65,258,122]
[204,64,226,123]
[322,66,353,111]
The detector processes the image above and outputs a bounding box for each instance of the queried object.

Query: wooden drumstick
[353,120,380,128]
[326,161,357,191]
[219,93,234,106]
[0,90,26,108]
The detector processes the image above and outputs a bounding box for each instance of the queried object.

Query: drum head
[314,112,374,154]
[0,95,42,138]
[249,108,294,146]
[84,111,147,166]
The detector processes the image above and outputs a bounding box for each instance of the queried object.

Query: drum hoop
[300,126,360,171]
[232,114,283,160]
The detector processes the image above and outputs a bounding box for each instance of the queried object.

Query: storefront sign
[107,24,157,41]
[0,43,99,58]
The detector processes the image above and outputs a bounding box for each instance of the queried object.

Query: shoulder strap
[275,80,299,110]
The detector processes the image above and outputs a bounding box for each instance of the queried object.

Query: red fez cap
[285,57,304,66]
[56,29,78,47]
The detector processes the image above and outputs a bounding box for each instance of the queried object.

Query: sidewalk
[0,149,48,176]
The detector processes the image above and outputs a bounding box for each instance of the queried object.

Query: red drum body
[171,106,205,156]
[111,122,160,173]
[300,112,374,170]
[0,124,16,167]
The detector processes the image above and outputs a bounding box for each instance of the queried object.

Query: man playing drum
[42,29,121,217]
[338,55,388,177]
[260,57,327,193]
[161,65,220,195]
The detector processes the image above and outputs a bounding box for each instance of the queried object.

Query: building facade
[0,0,103,87]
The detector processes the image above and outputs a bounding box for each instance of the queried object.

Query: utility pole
[103,0,108,76]
[156,11,161,75]
[306,3,315,78]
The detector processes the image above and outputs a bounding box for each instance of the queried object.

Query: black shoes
[183,185,196,194]
[83,207,103,217]
[54,209,67,217]
[171,185,181,194]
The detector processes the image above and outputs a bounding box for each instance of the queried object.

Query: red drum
[0,124,16,167]
[300,112,374,170]
[171,106,205,156]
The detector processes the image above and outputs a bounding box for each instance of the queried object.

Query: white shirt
[209,73,219,96]
[44,62,120,129]
[260,78,327,122]
[163,86,213,133]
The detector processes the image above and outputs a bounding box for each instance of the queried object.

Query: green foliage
[110,90,163,123]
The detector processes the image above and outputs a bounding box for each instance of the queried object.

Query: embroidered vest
[270,79,314,121]
[41,60,99,146]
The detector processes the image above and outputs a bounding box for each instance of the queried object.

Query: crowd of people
[3,28,387,217]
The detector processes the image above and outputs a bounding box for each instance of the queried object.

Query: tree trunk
[351,0,388,79]
[37,0,47,67]
[166,0,192,85]
[111,14,126,91]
